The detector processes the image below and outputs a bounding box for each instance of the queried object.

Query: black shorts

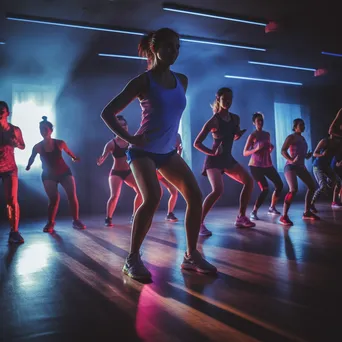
[110,169,131,180]
[42,169,72,183]
[126,148,177,169]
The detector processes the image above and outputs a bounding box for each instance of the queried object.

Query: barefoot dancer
[243,112,283,220]
[26,116,86,233]
[194,87,254,236]
[280,118,319,226]
[157,133,182,222]
[97,115,142,226]
[0,101,25,244]
[101,28,216,280]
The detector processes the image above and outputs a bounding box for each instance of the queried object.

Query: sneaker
[268,207,281,215]
[165,212,178,222]
[235,216,256,228]
[199,223,212,236]
[310,204,318,213]
[43,221,55,233]
[250,211,259,220]
[331,202,342,209]
[105,217,113,227]
[72,219,86,230]
[302,211,320,221]
[279,215,293,226]
[122,253,152,280]
[181,250,217,274]
[8,231,24,244]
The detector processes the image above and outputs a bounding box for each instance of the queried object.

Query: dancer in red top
[97,115,142,226]
[157,133,182,222]
[0,101,25,244]
[26,116,86,232]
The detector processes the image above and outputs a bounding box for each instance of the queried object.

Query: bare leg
[42,180,60,223]
[159,177,178,214]
[130,158,161,254]
[297,168,317,213]
[201,169,224,222]
[60,176,79,220]
[225,164,254,217]
[4,175,20,232]
[107,175,123,218]
[283,170,298,216]
[124,172,143,215]
[159,153,203,254]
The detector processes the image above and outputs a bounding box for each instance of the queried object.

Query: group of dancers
[1,27,342,280]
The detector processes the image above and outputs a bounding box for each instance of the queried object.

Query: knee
[275,182,283,195]
[245,175,254,189]
[143,189,162,210]
[188,186,203,207]
[210,188,223,201]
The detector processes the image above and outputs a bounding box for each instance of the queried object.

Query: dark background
[0,0,341,219]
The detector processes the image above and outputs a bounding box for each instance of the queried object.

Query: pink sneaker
[235,216,256,228]
[199,223,212,236]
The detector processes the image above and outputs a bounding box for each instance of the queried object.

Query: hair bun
[42,116,48,121]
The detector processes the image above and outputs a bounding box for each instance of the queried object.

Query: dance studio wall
[1,42,340,219]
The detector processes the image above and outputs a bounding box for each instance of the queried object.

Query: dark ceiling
[1,0,342,87]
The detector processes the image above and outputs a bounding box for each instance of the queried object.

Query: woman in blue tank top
[101,28,216,280]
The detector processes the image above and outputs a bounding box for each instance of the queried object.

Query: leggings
[312,166,340,204]
[283,164,316,214]
[249,166,283,209]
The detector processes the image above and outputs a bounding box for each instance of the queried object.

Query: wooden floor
[1,204,342,342]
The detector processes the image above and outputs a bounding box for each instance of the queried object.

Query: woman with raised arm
[26,116,86,233]
[328,108,342,142]
[0,101,25,244]
[243,112,283,220]
[101,28,216,280]
[280,118,319,226]
[194,87,254,236]
[97,115,142,226]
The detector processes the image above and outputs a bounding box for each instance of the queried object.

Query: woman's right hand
[213,143,223,156]
[291,155,299,164]
[129,133,148,147]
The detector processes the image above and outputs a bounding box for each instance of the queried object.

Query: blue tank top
[133,71,187,154]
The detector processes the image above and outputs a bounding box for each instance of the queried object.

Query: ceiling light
[248,61,315,72]
[98,53,147,60]
[321,51,342,58]
[224,75,302,86]
[163,5,267,26]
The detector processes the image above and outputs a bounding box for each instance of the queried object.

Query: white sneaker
[235,216,256,228]
[181,250,217,274]
[199,223,212,236]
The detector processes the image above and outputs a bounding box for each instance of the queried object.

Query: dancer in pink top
[243,112,283,220]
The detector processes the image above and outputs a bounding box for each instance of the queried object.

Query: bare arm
[12,127,25,150]
[328,108,342,138]
[281,135,295,162]
[26,146,38,170]
[61,141,79,161]
[101,75,146,143]
[194,118,217,156]
[313,139,327,158]
[97,140,114,166]
[243,134,259,157]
